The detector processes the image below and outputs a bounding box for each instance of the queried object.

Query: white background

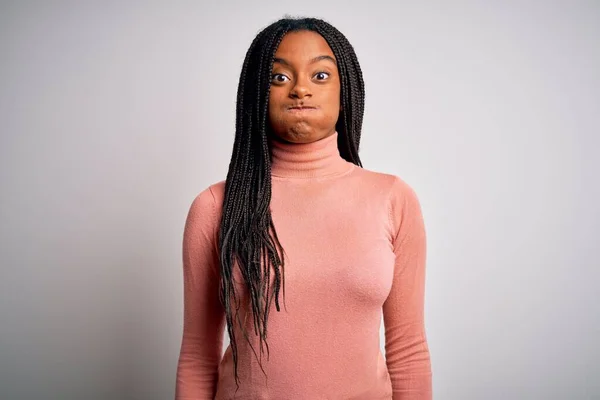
[1,1,598,399]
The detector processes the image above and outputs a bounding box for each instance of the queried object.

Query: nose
[290,77,312,99]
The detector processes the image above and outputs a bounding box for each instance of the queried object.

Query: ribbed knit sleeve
[175,187,226,400]
[383,177,433,400]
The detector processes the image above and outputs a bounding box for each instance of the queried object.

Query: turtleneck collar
[269,131,354,179]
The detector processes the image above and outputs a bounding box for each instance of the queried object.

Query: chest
[268,181,396,308]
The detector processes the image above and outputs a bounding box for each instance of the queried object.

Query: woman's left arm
[382,177,433,400]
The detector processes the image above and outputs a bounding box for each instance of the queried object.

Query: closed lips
[288,106,317,110]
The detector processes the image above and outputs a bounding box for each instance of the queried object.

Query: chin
[286,130,333,144]
[292,123,336,141]
[270,124,313,143]
[285,131,315,143]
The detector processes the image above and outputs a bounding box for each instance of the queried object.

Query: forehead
[274,30,334,58]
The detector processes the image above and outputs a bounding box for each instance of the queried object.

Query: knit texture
[175,132,432,399]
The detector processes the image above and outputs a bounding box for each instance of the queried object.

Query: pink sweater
[175,132,432,399]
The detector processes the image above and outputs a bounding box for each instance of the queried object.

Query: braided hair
[218,16,365,389]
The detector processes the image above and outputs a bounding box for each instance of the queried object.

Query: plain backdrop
[1,1,598,399]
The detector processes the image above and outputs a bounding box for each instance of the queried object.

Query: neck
[269,131,352,179]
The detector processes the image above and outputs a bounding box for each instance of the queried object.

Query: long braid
[314,20,365,165]
[218,17,365,389]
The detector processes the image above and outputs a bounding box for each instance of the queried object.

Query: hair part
[217,16,365,391]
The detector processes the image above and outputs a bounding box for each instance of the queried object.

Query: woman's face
[268,30,341,144]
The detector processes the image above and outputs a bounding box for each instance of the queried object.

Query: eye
[271,73,290,83]
[314,71,330,80]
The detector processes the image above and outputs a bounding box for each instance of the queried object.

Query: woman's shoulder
[186,180,226,222]
[353,166,420,201]
[204,179,226,203]
[354,168,425,241]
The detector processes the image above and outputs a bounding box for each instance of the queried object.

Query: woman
[175,17,432,400]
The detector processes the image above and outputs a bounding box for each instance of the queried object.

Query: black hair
[217,16,365,389]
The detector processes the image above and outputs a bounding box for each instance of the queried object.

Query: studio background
[1,1,598,399]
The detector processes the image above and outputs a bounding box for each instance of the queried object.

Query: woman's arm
[382,177,433,400]
[175,187,226,400]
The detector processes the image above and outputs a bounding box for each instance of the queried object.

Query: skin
[268,30,341,144]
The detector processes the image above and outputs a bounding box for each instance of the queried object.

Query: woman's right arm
[175,187,226,400]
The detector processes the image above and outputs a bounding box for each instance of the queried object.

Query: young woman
[175,17,432,400]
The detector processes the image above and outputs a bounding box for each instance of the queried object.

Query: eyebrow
[273,55,337,67]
